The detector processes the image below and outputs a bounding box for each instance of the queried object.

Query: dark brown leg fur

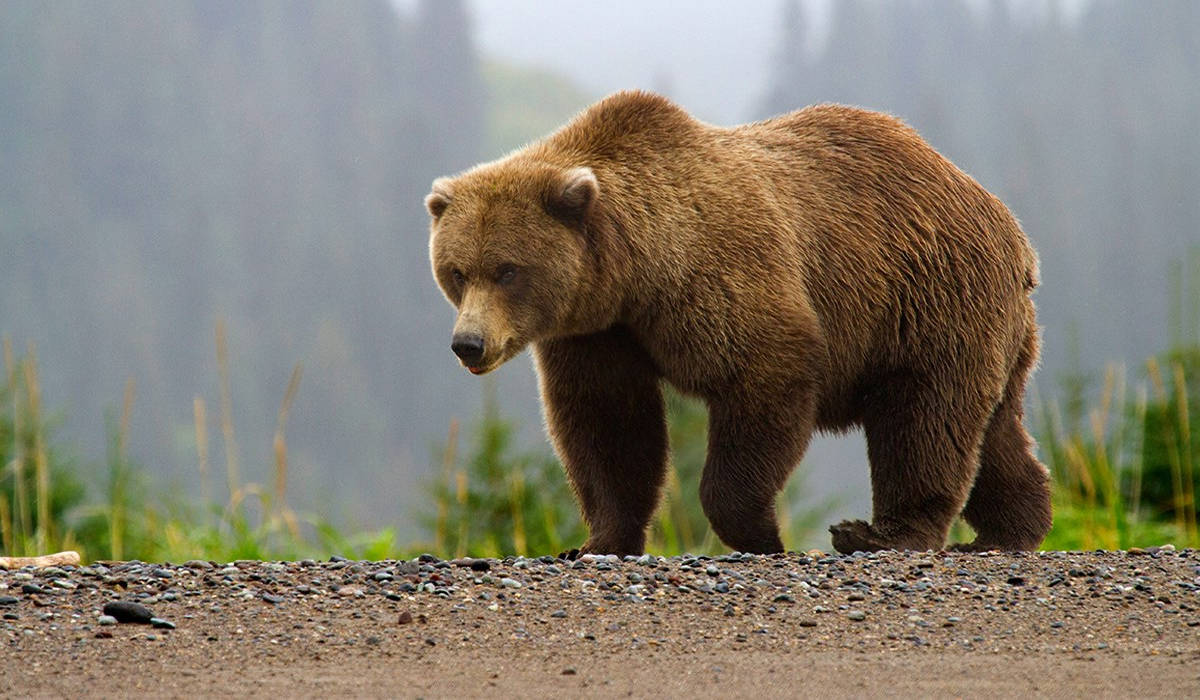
[830,372,991,553]
[953,332,1052,551]
[701,387,816,554]
[535,327,668,556]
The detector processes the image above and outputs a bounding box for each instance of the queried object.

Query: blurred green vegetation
[1036,256,1200,550]
[6,320,1200,563]
[419,384,838,559]
[9,253,1200,561]
[420,382,583,559]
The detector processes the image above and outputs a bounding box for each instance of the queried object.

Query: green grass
[2,328,404,563]
[5,324,1200,564]
[1036,360,1199,550]
[421,385,839,558]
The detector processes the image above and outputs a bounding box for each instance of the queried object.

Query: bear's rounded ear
[546,166,598,225]
[425,178,453,218]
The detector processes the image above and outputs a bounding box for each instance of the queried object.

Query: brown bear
[425,90,1052,556]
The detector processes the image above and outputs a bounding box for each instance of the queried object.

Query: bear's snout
[451,332,486,367]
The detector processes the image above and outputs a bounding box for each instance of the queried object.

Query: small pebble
[103,601,154,624]
[398,611,414,624]
[847,610,866,621]
[98,615,118,626]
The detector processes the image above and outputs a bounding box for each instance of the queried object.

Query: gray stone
[103,601,154,624]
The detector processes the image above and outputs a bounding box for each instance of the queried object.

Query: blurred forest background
[2,0,1199,557]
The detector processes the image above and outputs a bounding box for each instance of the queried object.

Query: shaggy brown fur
[426,90,1052,556]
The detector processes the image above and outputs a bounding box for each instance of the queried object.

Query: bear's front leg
[701,387,817,554]
[534,327,668,557]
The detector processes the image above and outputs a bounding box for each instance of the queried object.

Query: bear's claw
[946,541,1001,553]
[828,519,893,554]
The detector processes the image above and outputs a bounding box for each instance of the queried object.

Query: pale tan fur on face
[449,285,518,374]
[427,162,597,374]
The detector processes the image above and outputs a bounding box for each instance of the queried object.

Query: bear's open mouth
[465,360,498,375]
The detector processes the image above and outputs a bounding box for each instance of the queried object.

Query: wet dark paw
[946,541,992,553]
[557,548,581,561]
[829,519,891,554]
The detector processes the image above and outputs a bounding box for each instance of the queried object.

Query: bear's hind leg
[952,404,1051,551]
[954,334,1052,551]
[831,373,990,553]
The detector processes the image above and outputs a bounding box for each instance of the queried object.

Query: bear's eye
[496,265,518,286]
[451,269,466,287]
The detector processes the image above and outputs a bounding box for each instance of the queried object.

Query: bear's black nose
[451,333,485,366]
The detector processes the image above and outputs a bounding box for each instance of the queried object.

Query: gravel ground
[3,548,1199,698]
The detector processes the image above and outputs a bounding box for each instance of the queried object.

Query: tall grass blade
[273,364,302,521]
[193,397,211,514]
[0,497,11,555]
[509,467,527,555]
[435,419,458,556]
[8,340,30,554]
[1129,386,1148,523]
[455,468,468,559]
[23,345,51,553]
[215,321,241,511]
[1172,363,1197,539]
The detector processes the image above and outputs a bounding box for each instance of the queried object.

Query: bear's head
[426,162,600,375]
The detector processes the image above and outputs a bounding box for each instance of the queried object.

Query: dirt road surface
[3,548,1198,698]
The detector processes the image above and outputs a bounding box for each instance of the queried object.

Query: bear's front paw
[829,519,892,554]
[557,548,582,561]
